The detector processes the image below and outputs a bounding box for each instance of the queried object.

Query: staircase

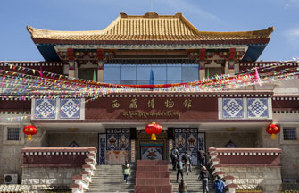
[169,165,213,193]
[87,164,136,193]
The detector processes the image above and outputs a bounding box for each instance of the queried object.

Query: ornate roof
[27,12,273,43]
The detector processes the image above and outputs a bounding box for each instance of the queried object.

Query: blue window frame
[104,64,198,85]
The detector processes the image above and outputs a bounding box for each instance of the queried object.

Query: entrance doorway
[137,130,168,160]
[173,128,205,165]
[98,128,130,165]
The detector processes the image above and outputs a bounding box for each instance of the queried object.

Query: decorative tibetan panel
[137,130,168,161]
[219,98,272,120]
[198,132,205,152]
[105,128,130,164]
[98,134,106,165]
[222,98,244,119]
[174,128,199,165]
[34,99,56,119]
[247,98,270,119]
[60,98,81,119]
[31,98,85,120]
[106,128,130,151]
[140,144,163,160]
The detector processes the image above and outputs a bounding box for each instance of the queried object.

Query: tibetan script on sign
[122,111,180,119]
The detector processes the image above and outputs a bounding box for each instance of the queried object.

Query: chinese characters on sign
[110,97,192,119]
[111,98,192,110]
[112,100,120,108]
[183,99,192,109]
[165,99,174,108]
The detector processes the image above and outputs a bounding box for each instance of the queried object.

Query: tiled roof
[27,12,273,43]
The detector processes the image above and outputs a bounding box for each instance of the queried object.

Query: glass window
[104,64,121,81]
[283,128,297,140]
[155,80,167,85]
[103,63,199,85]
[105,80,121,84]
[121,65,136,80]
[121,80,137,85]
[167,64,181,81]
[182,64,198,82]
[137,65,151,80]
[7,128,20,141]
[152,64,167,81]
[167,80,182,84]
[137,80,150,85]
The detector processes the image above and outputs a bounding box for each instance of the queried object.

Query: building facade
[0,12,299,192]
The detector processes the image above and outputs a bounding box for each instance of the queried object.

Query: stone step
[87,165,136,193]
[168,165,215,193]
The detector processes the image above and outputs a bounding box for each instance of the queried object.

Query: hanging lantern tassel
[27,135,32,141]
[151,133,156,140]
[270,134,276,140]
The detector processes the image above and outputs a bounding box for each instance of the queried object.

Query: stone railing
[21,147,97,192]
[70,151,97,193]
[209,147,282,193]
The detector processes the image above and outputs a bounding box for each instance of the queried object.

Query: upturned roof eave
[32,38,271,46]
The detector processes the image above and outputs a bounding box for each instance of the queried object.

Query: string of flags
[0,61,298,122]
[0,61,298,100]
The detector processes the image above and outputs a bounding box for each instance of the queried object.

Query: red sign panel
[85,94,218,122]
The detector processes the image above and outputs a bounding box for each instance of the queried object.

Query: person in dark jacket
[170,148,180,171]
[182,151,192,175]
[179,179,188,193]
[197,150,205,166]
[200,166,210,193]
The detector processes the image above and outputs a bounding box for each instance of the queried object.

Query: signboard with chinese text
[85,94,218,121]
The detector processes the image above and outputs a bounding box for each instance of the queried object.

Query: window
[7,128,20,141]
[78,69,97,81]
[182,64,198,82]
[283,128,296,140]
[104,64,198,84]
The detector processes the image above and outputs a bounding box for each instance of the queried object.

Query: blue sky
[0,0,298,61]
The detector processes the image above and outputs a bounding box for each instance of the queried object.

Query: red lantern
[145,122,162,140]
[266,123,280,140]
[23,125,37,141]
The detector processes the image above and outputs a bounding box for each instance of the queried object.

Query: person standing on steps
[179,179,188,193]
[122,163,130,184]
[213,175,226,193]
[176,159,184,183]
[185,152,192,175]
[197,150,205,166]
[200,166,210,193]
[170,147,180,171]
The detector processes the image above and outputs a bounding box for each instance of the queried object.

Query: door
[98,128,130,164]
[173,128,205,165]
[137,130,168,160]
